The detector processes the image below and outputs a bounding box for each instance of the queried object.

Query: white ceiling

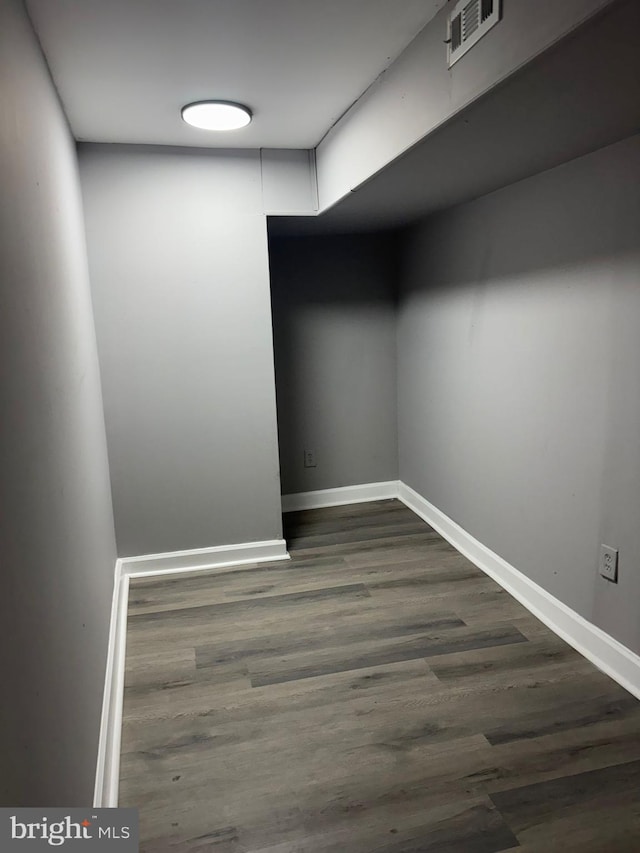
[26,0,446,149]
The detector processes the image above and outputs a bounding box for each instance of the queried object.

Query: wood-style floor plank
[120,499,640,851]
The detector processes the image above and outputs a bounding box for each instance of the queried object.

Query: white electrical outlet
[599,544,618,582]
[303,449,317,468]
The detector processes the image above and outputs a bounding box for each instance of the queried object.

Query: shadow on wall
[267,230,401,497]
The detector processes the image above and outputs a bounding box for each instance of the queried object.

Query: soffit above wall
[271,0,640,235]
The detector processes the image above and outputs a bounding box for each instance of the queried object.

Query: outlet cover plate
[303,450,317,468]
[599,544,618,582]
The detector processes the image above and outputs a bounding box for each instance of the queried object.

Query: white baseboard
[282,481,399,513]
[120,538,289,578]
[93,560,129,807]
[397,481,640,701]
[94,537,289,805]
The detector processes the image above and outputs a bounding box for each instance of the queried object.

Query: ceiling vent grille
[447,0,501,67]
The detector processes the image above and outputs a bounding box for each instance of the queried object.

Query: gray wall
[80,145,283,557]
[398,134,640,655]
[270,234,398,494]
[0,0,117,805]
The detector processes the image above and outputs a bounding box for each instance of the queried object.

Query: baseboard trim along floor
[93,559,128,809]
[120,538,290,577]
[281,481,399,513]
[93,537,290,807]
[95,481,640,805]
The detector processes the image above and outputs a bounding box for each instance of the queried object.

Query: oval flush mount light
[181,101,252,131]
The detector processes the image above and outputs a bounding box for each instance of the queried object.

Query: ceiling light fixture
[181,101,252,131]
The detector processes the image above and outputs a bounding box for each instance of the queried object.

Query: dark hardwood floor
[120,500,640,851]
